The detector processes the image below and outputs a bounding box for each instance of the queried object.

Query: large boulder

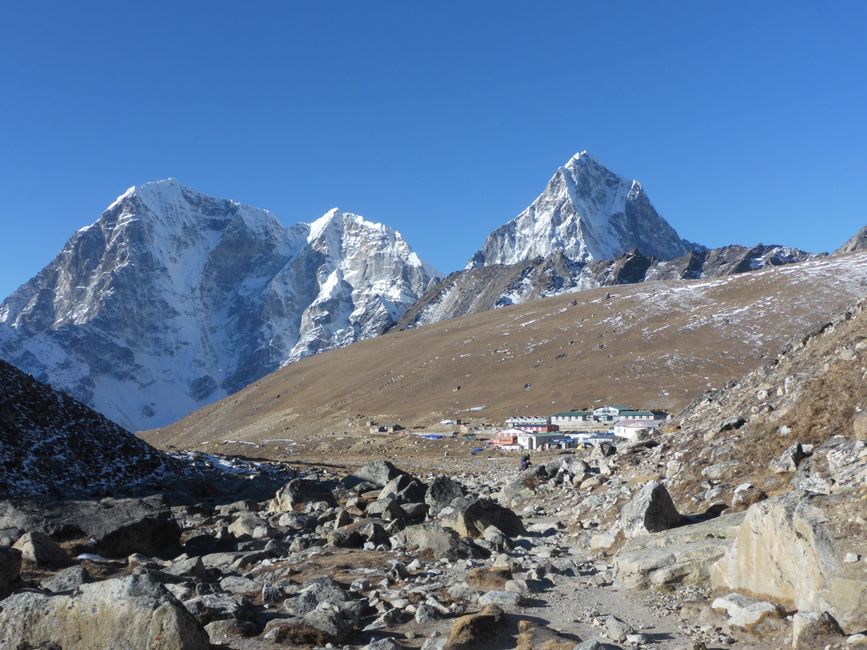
[613,511,745,590]
[13,531,69,568]
[425,476,466,512]
[501,465,549,503]
[342,461,405,489]
[0,546,21,594]
[379,474,426,504]
[326,518,388,548]
[440,498,524,538]
[267,478,336,513]
[794,437,867,495]
[710,490,866,634]
[619,481,686,538]
[285,576,351,617]
[0,495,181,559]
[390,523,489,560]
[0,573,210,649]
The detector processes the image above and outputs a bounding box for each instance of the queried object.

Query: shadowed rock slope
[0,360,189,498]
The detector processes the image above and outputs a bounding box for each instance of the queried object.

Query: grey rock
[39,565,90,593]
[228,512,274,539]
[792,611,844,649]
[390,523,489,560]
[366,498,408,521]
[285,576,350,616]
[711,490,866,634]
[425,475,466,511]
[614,511,745,589]
[379,474,426,504]
[219,575,259,594]
[0,495,181,559]
[619,480,685,538]
[302,601,351,643]
[604,614,633,642]
[183,592,247,625]
[0,546,21,593]
[268,478,336,513]
[163,555,208,580]
[344,460,406,488]
[440,497,524,538]
[478,590,523,607]
[415,602,440,624]
[769,443,806,474]
[12,531,69,568]
[0,573,209,649]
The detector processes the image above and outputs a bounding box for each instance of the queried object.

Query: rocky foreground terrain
[0,296,864,648]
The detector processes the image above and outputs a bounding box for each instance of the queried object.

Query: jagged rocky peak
[836,225,867,254]
[468,150,700,269]
[0,182,438,431]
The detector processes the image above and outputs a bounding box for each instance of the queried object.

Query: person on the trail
[519,454,531,471]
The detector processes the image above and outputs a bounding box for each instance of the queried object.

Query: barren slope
[149,252,867,452]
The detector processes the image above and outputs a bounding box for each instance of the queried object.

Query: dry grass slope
[148,252,867,458]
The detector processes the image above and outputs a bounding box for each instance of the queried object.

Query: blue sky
[1,2,865,298]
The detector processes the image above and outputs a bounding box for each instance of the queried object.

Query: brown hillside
[148,252,867,457]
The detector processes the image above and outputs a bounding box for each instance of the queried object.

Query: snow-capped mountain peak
[468,150,699,268]
[0,183,438,431]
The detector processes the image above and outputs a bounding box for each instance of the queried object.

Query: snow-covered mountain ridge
[468,151,700,268]
[0,180,438,430]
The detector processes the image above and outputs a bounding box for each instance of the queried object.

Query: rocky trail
[2,434,863,649]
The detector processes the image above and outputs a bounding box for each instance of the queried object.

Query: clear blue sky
[1,2,865,298]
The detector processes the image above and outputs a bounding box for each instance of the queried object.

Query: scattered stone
[478,590,523,607]
[701,460,739,481]
[604,614,633,642]
[731,483,766,509]
[711,592,779,629]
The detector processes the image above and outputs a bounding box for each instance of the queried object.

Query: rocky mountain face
[0,180,438,430]
[398,243,814,329]
[467,151,700,269]
[0,360,186,498]
[837,225,867,253]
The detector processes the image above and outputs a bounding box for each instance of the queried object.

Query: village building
[613,416,669,441]
[550,410,594,428]
[504,416,558,432]
[616,409,655,421]
[516,430,573,450]
[488,428,524,451]
[564,430,616,445]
